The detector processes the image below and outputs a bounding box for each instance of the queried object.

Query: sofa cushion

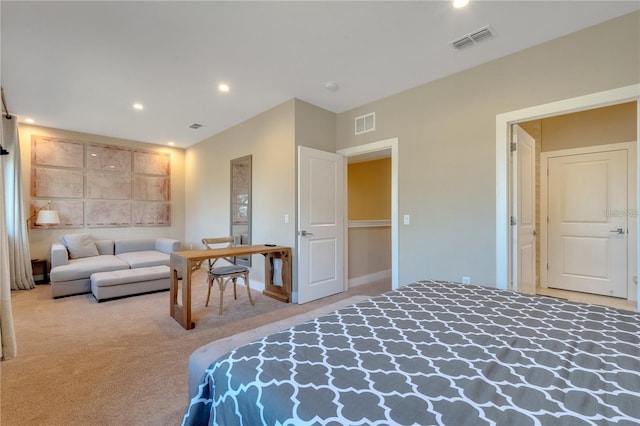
[62,233,99,259]
[50,255,130,282]
[115,239,156,254]
[94,239,115,255]
[116,251,170,269]
[155,238,181,254]
[91,265,170,287]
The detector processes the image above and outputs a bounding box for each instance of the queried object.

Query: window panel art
[31,135,171,228]
[87,144,132,172]
[32,136,84,168]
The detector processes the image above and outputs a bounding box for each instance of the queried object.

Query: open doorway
[346,156,392,292]
[513,104,637,305]
[338,138,399,291]
[497,84,640,310]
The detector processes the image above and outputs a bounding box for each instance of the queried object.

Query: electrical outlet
[462,276,471,284]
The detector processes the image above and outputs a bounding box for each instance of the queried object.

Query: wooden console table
[170,245,292,330]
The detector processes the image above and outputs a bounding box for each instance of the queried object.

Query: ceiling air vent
[451,26,494,50]
[188,123,203,130]
[355,112,375,135]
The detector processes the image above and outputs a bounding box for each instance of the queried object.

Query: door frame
[496,84,640,309]
[540,142,637,297]
[337,138,399,290]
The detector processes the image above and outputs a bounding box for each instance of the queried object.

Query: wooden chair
[201,237,254,315]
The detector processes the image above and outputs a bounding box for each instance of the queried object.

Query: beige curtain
[1,116,17,360]
[3,116,35,290]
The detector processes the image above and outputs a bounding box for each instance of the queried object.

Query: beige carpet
[0,270,389,425]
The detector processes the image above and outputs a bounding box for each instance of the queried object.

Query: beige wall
[335,11,640,287]
[19,124,186,261]
[185,100,297,285]
[541,102,637,152]
[348,158,391,221]
[184,98,336,288]
[294,98,336,152]
[348,227,391,280]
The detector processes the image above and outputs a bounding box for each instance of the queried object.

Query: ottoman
[91,265,170,302]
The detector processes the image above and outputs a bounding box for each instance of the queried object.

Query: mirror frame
[230,155,252,266]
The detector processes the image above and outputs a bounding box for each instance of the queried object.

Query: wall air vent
[451,26,494,50]
[188,123,203,129]
[355,112,375,135]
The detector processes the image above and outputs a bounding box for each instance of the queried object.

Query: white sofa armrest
[51,243,69,268]
[155,238,181,254]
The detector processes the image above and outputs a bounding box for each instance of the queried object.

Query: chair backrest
[202,237,237,268]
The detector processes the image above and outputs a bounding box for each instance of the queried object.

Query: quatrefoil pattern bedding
[183,280,640,425]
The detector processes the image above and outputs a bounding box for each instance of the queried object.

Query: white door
[297,146,344,303]
[547,150,628,297]
[513,125,536,294]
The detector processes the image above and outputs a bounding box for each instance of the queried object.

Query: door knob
[609,228,625,234]
[299,230,314,236]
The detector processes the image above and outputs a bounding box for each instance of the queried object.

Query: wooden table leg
[262,249,291,303]
[170,255,195,329]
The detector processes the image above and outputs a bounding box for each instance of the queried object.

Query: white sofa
[49,234,181,299]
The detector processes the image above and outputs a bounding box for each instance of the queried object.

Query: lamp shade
[36,209,60,225]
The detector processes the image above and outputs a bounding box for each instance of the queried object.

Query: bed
[183,280,640,425]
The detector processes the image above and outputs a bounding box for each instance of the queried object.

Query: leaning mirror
[230,155,252,266]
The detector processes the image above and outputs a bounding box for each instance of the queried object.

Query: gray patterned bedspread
[183,280,640,425]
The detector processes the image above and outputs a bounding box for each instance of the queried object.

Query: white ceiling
[2,1,638,148]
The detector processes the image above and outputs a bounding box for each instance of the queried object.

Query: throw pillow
[62,233,99,259]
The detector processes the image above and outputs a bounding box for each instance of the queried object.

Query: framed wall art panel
[133,202,171,226]
[30,200,84,229]
[133,150,171,175]
[133,175,170,201]
[87,172,131,200]
[32,136,84,168]
[86,200,131,227]
[87,144,132,172]
[32,168,84,198]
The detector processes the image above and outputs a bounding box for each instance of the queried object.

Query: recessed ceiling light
[168,141,175,146]
[218,83,230,93]
[453,0,470,8]
[133,103,144,110]
[24,118,35,124]
[324,81,339,92]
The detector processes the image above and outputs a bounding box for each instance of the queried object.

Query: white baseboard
[248,279,265,292]
[207,279,265,293]
[349,269,391,288]
[258,270,391,304]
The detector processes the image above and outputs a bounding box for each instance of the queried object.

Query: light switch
[403,214,410,225]
[284,214,289,224]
